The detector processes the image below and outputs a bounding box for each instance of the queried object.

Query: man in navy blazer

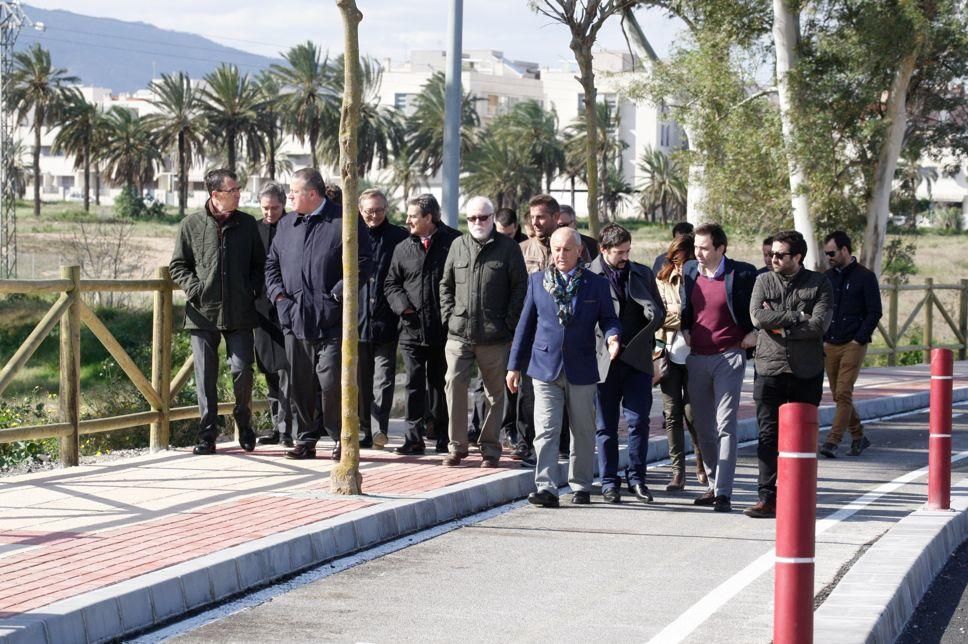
[264,168,373,461]
[507,227,621,507]
[678,222,757,513]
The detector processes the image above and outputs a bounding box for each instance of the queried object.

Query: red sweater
[690,274,746,355]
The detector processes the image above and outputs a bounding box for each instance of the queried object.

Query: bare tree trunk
[332,0,364,495]
[95,164,101,206]
[310,125,320,170]
[574,43,601,238]
[268,131,277,181]
[773,0,819,269]
[83,145,91,212]
[178,131,187,217]
[33,106,42,217]
[860,48,920,277]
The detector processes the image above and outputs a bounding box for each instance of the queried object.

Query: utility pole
[0,1,43,278]
[441,0,462,228]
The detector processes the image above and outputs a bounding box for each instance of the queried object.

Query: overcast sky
[25,0,684,67]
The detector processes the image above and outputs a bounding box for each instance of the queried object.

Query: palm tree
[271,41,338,169]
[7,44,78,216]
[201,64,266,174]
[101,107,162,193]
[563,102,626,214]
[463,133,542,209]
[255,70,284,180]
[492,100,564,192]
[405,71,480,176]
[4,139,31,199]
[384,141,427,209]
[145,72,207,216]
[52,90,104,211]
[319,55,403,176]
[637,146,687,223]
[600,164,633,221]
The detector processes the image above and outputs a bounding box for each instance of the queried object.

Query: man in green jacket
[439,196,528,467]
[169,168,264,455]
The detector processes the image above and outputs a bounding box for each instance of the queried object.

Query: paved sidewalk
[1,361,966,643]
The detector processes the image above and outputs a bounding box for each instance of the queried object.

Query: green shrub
[113,187,166,219]
[0,396,57,470]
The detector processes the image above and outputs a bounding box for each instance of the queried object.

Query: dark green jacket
[440,229,528,345]
[169,203,264,331]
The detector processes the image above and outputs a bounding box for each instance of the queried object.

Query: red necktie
[422,237,431,252]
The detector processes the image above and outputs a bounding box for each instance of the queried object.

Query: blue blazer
[508,270,621,386]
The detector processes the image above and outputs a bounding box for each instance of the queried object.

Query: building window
[660,124,670,147]
[394,93,415,112]
[578,92,617,115]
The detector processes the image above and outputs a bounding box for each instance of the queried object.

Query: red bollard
[928,348,954,510]
[774,402,818,644]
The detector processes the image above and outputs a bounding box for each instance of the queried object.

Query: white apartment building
[16,47,685,216]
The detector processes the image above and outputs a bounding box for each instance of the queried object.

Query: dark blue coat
[679,257,757,334]
[264,199,373,341]
[508,270,621,386]
[824,259,882,345]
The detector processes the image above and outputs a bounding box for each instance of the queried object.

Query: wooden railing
[0,266,266,465]
[0,269,965,467]
[872,278,968,365]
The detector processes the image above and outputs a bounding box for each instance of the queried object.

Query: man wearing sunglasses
[746,230,832,518]
[439,196,528,467]
[820,231,881,458]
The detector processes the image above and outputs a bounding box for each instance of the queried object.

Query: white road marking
[647,450,968,644]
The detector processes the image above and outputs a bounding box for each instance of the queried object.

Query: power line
[18,31,271,71]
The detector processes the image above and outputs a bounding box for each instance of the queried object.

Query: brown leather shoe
[666,471,685,491]
[744,499,777,519]
[480,455,500,468]
[441,451,469,467]
[693,490,716,506]
[285,444,317,460]
[695,456,708,486]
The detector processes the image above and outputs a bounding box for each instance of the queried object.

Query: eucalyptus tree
[8,43,79,216]
[271,41,338,169]
[200,64,266,174]
[53,90,103,212]
[146,72,207,216]
[405,71,480,176]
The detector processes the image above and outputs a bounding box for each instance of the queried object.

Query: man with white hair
[439,196,528,467]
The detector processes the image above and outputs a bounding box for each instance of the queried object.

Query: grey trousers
[262,368,292,438]
[686,349,746,498]
[285,335,341,445]
[359,339,397,438]
[532,374,597,495]
[190,329,254,444]
[444,340,509,459]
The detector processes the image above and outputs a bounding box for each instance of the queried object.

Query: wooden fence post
[888,279,899,367]
[150,267,172,451]
[924,277,934,364]
[59,266,81,466]
[960,279,967,361]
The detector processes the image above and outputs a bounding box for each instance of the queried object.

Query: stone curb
[1,385,963,643]
[814,483,968,643]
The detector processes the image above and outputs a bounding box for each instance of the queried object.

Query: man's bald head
[550,227,582,273]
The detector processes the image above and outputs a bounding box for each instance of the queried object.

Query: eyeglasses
[824,250,838,257]
[363,208,386,216]
[769,251,792,259]
[467,215,491,223]
[218,187,241,194]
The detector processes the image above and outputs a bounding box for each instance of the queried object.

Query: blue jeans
[595,361,652,491]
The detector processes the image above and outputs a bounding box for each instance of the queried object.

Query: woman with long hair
[655,234,706,491]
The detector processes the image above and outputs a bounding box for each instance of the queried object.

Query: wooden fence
[0,268,965,467]
[0,265,265,465]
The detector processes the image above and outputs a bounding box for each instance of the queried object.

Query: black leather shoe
[285,445,317,460]
[570,491,591,505]
[435,441,449,454]
[331,442,341,462]
[394,441,426,456]
[694,490,716,506]
[257,431,280,445]
[282,435,294,448]
[359,436,373,449]
[603,488,621,504]
[528,490,560,508]
[239,429,256,452]
[192,442,215,455]
[848,436,871,456]
[631,483,654,503]
[713,495,732,512]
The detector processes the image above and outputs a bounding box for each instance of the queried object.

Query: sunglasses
[467,215,492,223]
[768,251,792,259]
[824,250,838,257]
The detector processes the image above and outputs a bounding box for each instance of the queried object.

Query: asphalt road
[897,538,968,643]
[147,406,968,644]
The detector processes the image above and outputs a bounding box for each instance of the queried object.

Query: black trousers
[753,370,824,503]
[285,335,341,445]
[399,342,448,446]
[358,339,397,438]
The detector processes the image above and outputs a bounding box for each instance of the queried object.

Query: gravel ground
[0,447,152,478]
